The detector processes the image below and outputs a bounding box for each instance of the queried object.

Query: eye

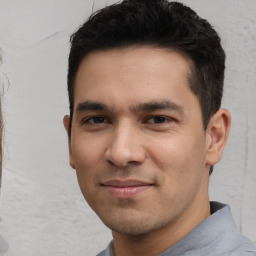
[146,116,172,124]
[82,116,107,124]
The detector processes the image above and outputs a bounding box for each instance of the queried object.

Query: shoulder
[236,236,256,255]
[212,232,256,256]
[210,202,256,256]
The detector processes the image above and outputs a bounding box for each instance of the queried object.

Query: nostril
[106,159,116,166]
[106,159,141,168]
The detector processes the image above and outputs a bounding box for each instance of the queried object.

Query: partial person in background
[0,48,3,188]
[0,48,8,255]
[63,0,256,255]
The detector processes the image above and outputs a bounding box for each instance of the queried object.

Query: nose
[105,122,146,167]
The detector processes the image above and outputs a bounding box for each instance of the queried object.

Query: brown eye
[152,116,166,123]
[90,117,106,124]
[147,116,170,124]
[83,116,107,124]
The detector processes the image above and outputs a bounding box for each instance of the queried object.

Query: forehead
[76,46,192,79]
[74,46,197,110]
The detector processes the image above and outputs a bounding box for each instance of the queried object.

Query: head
[67,0,225,135]
[64,0,230,243]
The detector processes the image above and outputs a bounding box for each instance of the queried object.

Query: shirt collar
[99,202,240,256]
[160,201,239,256]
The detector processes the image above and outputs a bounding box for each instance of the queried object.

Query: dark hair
[67,0,225,134]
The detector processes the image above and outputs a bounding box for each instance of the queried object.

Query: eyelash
[145,116,174,124]
[81,115,174,125]
[81,116,109,125]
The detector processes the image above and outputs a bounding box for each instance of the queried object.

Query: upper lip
[102,179,152,187]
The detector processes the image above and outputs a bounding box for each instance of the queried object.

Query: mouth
[101,179,153,198]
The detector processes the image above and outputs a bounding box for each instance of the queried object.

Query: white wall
[0,0,255,255]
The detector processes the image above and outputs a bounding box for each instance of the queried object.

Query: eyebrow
[76,101,109,113]
[132,101,184,114]
[75,100,184,115]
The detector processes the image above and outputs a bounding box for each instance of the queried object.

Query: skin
[64,46,231,256]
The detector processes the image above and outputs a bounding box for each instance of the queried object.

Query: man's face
[66,46,212,235]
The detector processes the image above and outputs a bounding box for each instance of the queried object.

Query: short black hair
[67,0,225,136]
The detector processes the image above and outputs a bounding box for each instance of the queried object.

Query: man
[63,0,256,255]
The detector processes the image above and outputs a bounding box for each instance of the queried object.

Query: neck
[112,198,211,256]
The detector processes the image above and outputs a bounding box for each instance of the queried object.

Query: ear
[63,115,75,169]
[205,108,231,166]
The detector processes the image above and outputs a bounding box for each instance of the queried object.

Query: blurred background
[0,0,255,255]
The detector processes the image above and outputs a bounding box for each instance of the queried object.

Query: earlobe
[63,115,70,134]
[63,115,75,169]
[206,108,231,166]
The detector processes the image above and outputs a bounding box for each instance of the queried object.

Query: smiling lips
[102,179,153,198]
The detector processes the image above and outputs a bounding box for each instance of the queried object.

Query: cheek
[147,131,206,179]
[71,135,106,168]
[70,136,105,194]
[147,134,192,167]
[149,134,207,210]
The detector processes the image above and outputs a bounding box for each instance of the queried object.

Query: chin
[102,215,167,236]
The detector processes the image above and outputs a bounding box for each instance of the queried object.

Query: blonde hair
[0,49,3,186]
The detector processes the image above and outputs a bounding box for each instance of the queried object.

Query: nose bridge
[106,120,145,166]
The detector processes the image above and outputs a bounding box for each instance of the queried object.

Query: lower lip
[103,185,152,198]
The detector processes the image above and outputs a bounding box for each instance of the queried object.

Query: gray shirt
[97,202,256,256]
